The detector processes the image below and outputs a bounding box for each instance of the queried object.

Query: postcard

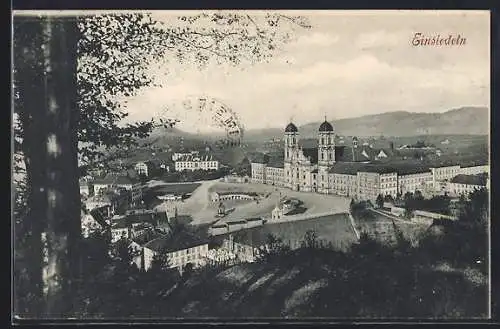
[12,10,490,321]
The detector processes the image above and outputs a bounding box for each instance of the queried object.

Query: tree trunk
[14,15,81,318]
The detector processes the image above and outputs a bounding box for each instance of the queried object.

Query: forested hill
[243,107,489,140]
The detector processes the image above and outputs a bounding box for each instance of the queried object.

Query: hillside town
[77,118,489,276]
[13,10,490,320]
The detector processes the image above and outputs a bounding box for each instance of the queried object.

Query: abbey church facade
[250,119,487,202]
[251,119,399,201]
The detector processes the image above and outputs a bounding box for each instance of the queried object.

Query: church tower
[284,122,299,189]
[318,117,335,166]
[317,118,335,194]
[284,122,299,163]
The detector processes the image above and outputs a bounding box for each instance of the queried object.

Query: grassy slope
[162,247,488,319]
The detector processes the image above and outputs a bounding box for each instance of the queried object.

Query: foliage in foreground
[44,200,488,319]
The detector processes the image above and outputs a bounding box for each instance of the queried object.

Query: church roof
[319,121,334,132]
[335,145,373,162]
[328,161,432,176]
[302,148,319,164]
[298,139,318,148]
[268,156,285,168]
[285,123,298,133]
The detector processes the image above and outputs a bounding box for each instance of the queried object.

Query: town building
[174,153,219,172]
[208,217,265,236]
[142,231,209,272]
[84,191,125,216]
[430,165,461,186]
[92,174,143,206]
[134,161,158,177]
[81,206,110,238]
[110,209,168,243]
[79,179,91,197]
[460,165,490,176]
[223,175,250,183]
[397,171,434,196]
[210,191,258,203]
[172,151,199,161]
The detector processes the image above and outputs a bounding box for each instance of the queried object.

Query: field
[228,212,359,251]
[149,183,202,195]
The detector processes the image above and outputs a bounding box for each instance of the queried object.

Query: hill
[156,245,487,318]
[244,107,489,141]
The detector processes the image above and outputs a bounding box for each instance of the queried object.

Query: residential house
[79,179,91,197]
[93,174,143,206]
[110,209,169,243]
[134,160,158,177]
[111,217,130,243]
[129,229,169,269]
[142,231,209,272]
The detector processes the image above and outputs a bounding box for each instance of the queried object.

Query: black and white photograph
[12,10,491,321]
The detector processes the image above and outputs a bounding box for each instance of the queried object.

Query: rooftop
[89,206,110,228]
[176,154,215,162]
[111,210,167,229]
[450,174,488,186]
[144,231,208,253]
[328,162,431,176]
[302,148,319,164]
[285,122,298,133]
[319,120,334,132]
[216,191,258,196]
[93,174,139,185]
[132,229,168,246]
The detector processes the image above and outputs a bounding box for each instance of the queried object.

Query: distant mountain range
[143,107,488,145]
[244,107,489,141]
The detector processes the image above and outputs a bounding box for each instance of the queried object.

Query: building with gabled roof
[174,153,219,172]
[110,209,169,243]
[134,160,158,177]
[142,230,209,272]
[81,205,111,238]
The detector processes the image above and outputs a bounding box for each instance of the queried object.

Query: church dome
[319,120,333,132]
[285,122,298,133]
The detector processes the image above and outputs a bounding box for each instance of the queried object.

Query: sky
[121,10,490,133]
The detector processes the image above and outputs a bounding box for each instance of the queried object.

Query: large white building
[174,154,219,172]
[251,120,489,202]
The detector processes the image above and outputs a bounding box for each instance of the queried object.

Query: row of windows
[176,161,218,167]
[170,245,207,257]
